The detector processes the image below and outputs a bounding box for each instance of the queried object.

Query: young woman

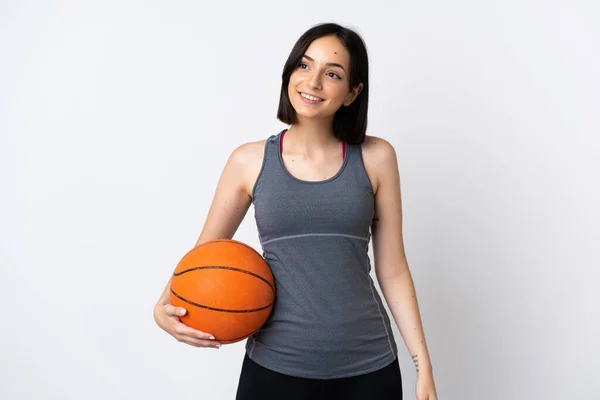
[154,23,438,400]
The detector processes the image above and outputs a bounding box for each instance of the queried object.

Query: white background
[1,0,599,399]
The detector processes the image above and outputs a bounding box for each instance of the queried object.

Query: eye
[327,72,342,80]
[298,62,309,69]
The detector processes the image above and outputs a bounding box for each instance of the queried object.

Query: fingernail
[179,309,185,315]
[209,336,215,340]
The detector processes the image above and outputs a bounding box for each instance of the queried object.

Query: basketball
[169,239,275,344]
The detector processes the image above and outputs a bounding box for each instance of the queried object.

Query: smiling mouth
[299,92,324,102]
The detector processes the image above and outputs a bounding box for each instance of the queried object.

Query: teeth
[301,92,323,102]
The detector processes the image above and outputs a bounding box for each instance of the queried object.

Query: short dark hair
[277,23,369,145]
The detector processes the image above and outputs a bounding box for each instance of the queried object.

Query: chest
[253,179,375,240]
[280,153,345,182]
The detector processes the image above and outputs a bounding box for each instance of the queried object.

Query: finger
[174,323,216,341]
[175,335,221,348]
[165,304,186,316]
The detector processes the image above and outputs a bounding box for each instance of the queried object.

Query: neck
[286,116,339,150]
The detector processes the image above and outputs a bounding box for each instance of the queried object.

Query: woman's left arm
[365,137,438,400]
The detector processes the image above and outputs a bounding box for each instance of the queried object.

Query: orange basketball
[169,239,275,344]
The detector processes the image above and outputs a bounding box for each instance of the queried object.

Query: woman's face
[287,35,362,121]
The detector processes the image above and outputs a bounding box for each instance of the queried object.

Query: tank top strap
[251,130,285,202]
[344,141,375,194]
[265,129,284,164]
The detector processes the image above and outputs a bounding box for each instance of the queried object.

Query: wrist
[417,361,433,378]
[411,351,432,370]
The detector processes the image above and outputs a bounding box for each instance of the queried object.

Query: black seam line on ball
[227,327,262,342]
[170,288,274,313]
[173,265,275,293]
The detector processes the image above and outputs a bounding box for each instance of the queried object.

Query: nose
[307,69,322,90]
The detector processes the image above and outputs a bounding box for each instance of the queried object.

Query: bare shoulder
[229,139,267,165]
[362,135,396,160]
[361,135,399,194]
[228,139,268,197]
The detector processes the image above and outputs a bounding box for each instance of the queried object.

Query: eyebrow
[302,55,346,71]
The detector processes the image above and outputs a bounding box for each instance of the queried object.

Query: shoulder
[227,138,269,196]
[229,139,268,166]
[361,135,397,162]
[360,135,399,193]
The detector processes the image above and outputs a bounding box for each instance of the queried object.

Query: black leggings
[235,353,403,400]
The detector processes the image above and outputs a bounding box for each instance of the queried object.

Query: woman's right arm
[153,142,260,348]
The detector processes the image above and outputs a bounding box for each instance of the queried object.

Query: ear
[343,83,364,106]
